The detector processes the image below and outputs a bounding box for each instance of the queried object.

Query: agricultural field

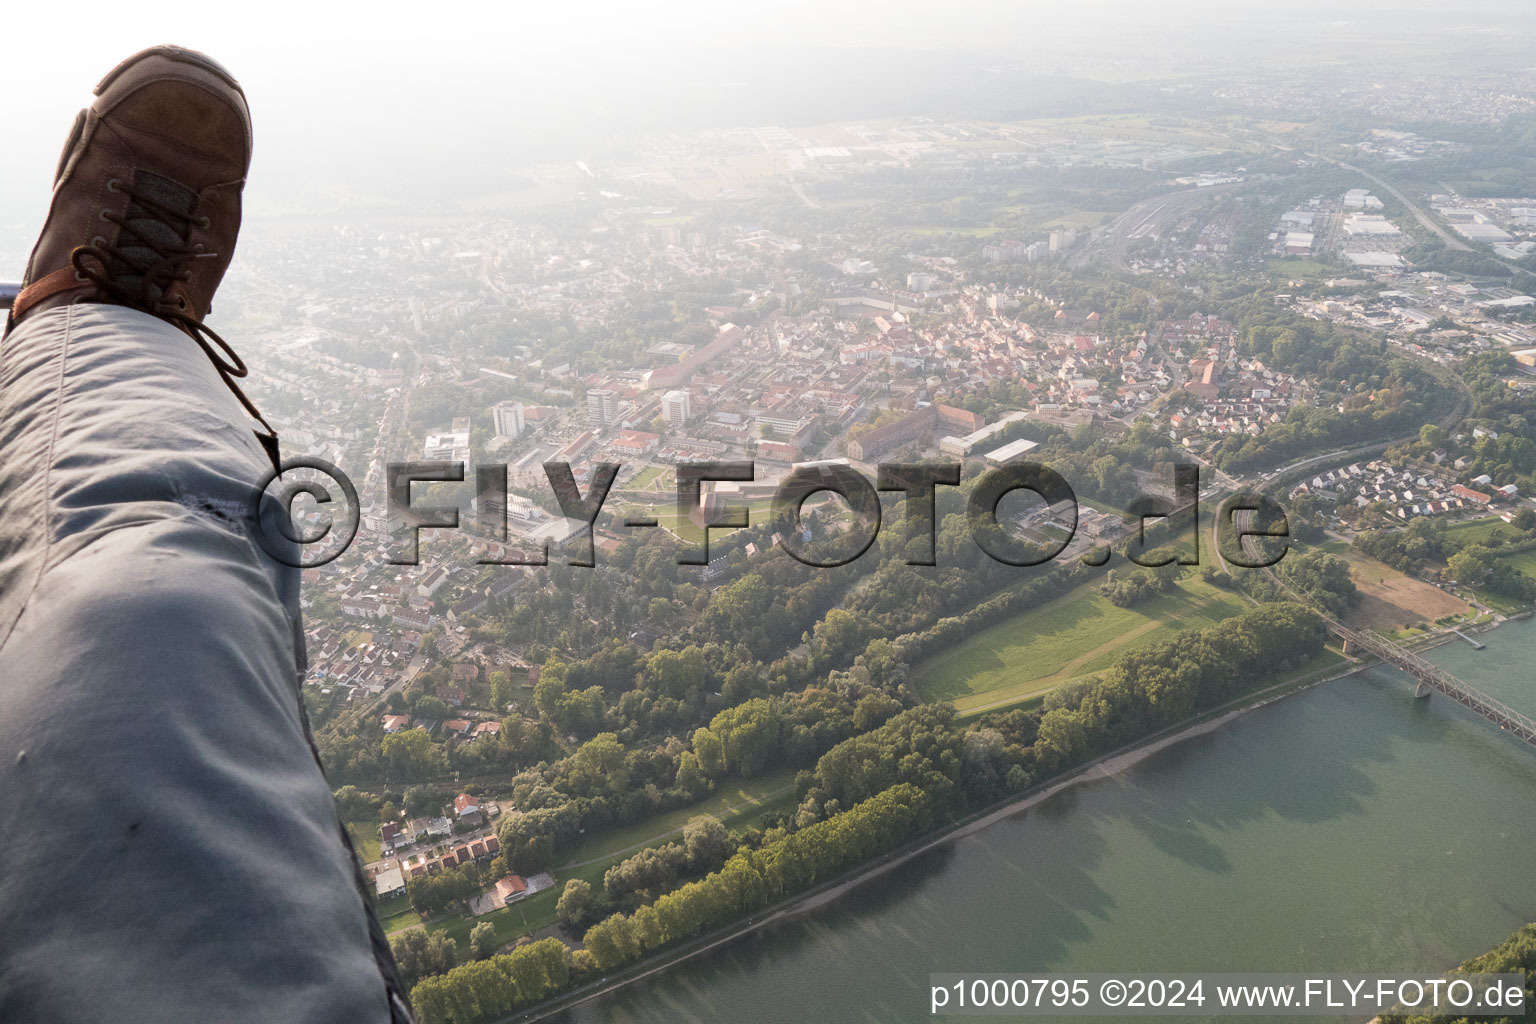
[910,575,1249,713]
[1338,548,1471,632]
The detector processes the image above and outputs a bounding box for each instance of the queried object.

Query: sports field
[911,576,1249,712]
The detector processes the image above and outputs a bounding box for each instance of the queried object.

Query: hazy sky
[2,0,1533,264]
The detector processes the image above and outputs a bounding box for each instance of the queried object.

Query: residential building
[492,401,525,439]
[587,388,619,426]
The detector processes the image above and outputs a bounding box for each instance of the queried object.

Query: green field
[556,769,797,868]
[1446,517,1536,567]
[911,576,1250,712]
[626,465,667,491]
[344,816,382,863]
[1442,517,1536,609]
[1269,258,1335,281]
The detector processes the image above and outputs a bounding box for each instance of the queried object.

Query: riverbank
[511,652,1358,1023]
[548,620,1536,1024]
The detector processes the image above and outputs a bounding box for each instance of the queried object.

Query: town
[146,50,1536,1019]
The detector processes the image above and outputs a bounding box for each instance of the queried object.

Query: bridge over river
[1328,614,1536,747]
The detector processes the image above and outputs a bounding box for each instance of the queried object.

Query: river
[556,619,1536,1024]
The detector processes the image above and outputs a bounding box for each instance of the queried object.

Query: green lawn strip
[911,576,1249,706]
[954,692,1048,721]
[625,466,666,490]
[345,817,382,863]
[1443,516,1518,546]
[1472,588,1528,615]
[557,769,798,868]
[377,895,420,933]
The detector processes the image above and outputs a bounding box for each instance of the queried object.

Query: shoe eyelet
[197,216,211,230]
[106,178,121,192]
[176,296,188,310]
[99,209,112,222]
[74,271,88,282]
[90,235,105,248]
[193,242,206,252]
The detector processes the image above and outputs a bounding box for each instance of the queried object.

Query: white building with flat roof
[939,411,1030,457]
[1343,215,1401,237]
[424,430,470,462]
[1455,221,1514,243]
[984,438,1041,466]
[374,866,406,900]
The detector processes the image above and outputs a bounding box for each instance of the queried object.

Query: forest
[402,600,1326,1022]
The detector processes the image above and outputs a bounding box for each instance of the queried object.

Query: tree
[488,671,515,711]
[469,921,499,961]
[691,727,726,779]
[533,657,567,718]
[403,784,441,818]
[412,695,449,721]
[555,878,597,929]
[583,913,639,970]
[1448,546,1493,585]
[673,750,707,798]
[683,816,730,873]
[381,728,434,781]
[332,785,377,820]
[390,929,458,989]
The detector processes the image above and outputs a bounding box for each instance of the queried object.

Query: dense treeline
[581,782,937,971]
[407,938,571,1024]
[603,816,732,909]
[1273,550,1358,619]
[406,862,488,917]
[408,599,1327,1016]
[1356,514,1536,604]
[1456,352,1536,492]
[1356,517,1454,573]
[1029,602,1325,771]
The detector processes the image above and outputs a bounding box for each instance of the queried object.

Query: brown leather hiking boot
[7,44,278,464]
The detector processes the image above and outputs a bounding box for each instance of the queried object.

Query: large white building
[984,437,1040,466]
[662,389,691,426]
[492,401,525,439]
[1342,215,1401,237]
[587,388,619,426]
[423,430,470,462]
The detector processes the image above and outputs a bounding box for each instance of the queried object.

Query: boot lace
[69,179,278,447]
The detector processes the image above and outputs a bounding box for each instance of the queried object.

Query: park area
[382,770,798,952]
[910,575,1249,714]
